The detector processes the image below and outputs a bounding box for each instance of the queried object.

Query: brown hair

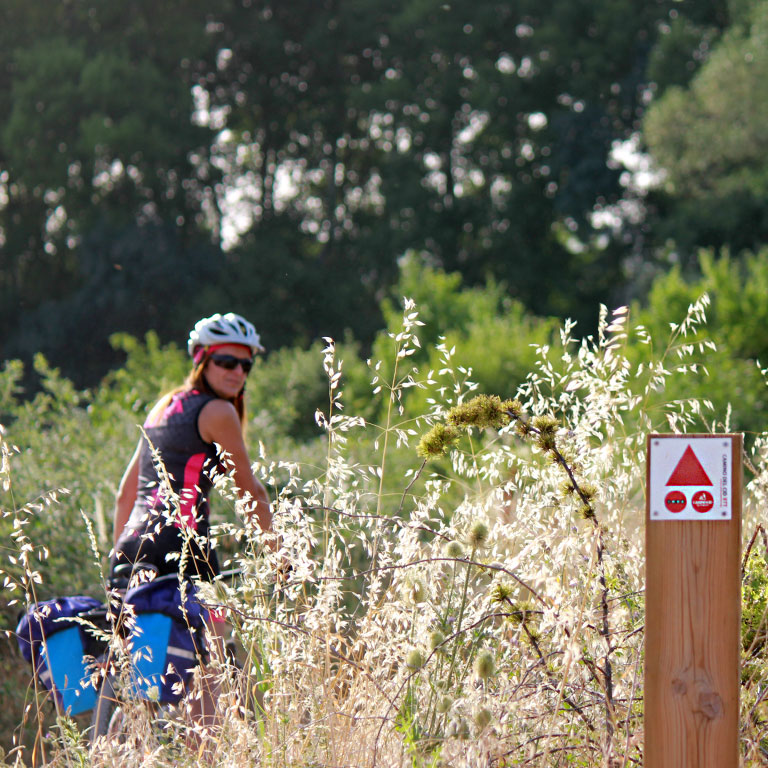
[155,352,247,437]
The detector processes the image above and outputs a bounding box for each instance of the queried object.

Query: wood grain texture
[645,434,742,768]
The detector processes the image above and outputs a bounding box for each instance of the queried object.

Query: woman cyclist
[111,311,271,580]
[110,312,272,740]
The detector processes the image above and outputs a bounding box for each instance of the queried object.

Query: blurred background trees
[2,0,760,390]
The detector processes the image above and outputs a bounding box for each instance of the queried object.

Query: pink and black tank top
[126,389,219,536]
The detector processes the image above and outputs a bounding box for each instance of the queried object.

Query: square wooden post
[645,434,742,767]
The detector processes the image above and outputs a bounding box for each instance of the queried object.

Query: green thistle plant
[467,520,490,549]
[454,718,470,740]
[505,600,536,624]
[490,582,514,604]
[406,648,426,670]
[474,707,493,730]
[515,420,532,437]
[444,540,464,558]
[447,394,514,430]
[417,423,460,458]
[473,650,496,680]
[429,630,446,650]
[532,414,559,452]
[402,577,428,605]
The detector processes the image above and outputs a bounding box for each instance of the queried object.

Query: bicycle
[88,563,252,744]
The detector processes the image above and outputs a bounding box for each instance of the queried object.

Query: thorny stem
[508,598,595,733]
[505,407,616,749]
[309,556,550,609]
[742,523,768,577]
[444,546,476,693]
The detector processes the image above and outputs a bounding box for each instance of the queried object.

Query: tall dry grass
[3,297,768,767]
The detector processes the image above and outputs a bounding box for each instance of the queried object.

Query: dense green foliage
[4,1,768,761]
[0,0,746,388]
[643,0,768,262]
[2,264,768,763]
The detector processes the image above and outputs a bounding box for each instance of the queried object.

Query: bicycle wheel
[90,674,125,742]
[91,674,175,747]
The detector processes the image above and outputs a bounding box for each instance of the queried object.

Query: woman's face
[202,343,253,400]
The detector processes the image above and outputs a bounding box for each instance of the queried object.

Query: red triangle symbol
[666,445,713,486]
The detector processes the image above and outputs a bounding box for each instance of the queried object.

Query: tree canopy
[0,0,758,387]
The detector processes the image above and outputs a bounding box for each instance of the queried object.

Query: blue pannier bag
[123,575,207,703]
[16,595,104,715]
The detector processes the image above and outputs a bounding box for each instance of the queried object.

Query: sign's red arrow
[666,445,713,486]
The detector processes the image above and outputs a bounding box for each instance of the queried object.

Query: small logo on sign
[691,490,714,513]
[665,490,686,513]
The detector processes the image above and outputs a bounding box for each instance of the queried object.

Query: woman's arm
[113,440,142,546]
[198,399,272,533]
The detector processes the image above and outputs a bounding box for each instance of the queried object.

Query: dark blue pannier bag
[16,596,104,715]
[123,575,208,703]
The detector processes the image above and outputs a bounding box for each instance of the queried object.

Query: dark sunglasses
[209,353,254,374]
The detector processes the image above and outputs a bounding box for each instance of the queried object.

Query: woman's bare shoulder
[198,398,240,442]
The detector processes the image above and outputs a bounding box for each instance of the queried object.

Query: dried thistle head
[474,707,493,731]
[491,582,514,604]
[447,395,511,431]
[417,423,460,458]
[401,576,427,605]
[429,629,446,650]
[473,649,496,680]
[467,520,490,549]
[444,540,464,559]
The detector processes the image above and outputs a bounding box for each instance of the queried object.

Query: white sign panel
[649,436,733,520]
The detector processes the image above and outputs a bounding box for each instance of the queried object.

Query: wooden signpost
[645,434,742,767]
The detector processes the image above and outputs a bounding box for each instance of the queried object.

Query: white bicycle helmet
[188,312,265,357]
